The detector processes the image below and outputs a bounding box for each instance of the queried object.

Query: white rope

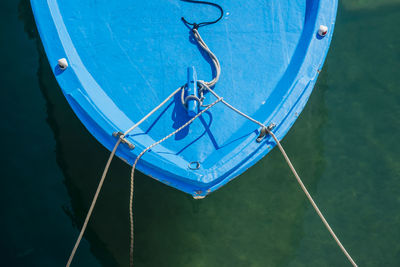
[66,86,184,267]
[128,96,223,267]
[199,81,357,267]
[192,29,221,87]
[268,129,358,267]
[179,29,220,109]
[66,138,121,267]
[123,87,184,138]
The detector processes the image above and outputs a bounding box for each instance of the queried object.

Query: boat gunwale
[30,0,338,197]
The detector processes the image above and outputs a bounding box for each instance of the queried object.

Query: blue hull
[31,0,337,198]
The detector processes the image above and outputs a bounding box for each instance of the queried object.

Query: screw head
[57,58,68,70]
[318,25,328,37]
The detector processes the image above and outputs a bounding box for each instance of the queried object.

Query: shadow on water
[37,52,128,266]
[17,0,368,267]
[18,0,118,265]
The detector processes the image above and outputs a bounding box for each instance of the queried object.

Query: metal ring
[188,161,201,170]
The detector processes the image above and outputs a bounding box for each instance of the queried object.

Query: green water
[1,0,400,266]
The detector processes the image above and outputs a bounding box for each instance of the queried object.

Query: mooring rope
[198,81,358,267]
[128,97,222,266]
[66,138,122,267]
[268,129,358,267]
[66,86,184,267]
[66,18,222,267]
[193,28,221,88]
[188,13,357,265]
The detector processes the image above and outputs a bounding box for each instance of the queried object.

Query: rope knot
[192,23,200,30]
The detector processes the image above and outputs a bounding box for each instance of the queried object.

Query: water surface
[1,0,399,266]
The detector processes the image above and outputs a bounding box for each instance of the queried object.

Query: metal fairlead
[256,123,276,143]
[112,132,136,150]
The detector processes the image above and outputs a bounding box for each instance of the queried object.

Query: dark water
[1,0,400,266]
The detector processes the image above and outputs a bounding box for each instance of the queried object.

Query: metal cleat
[256,123,276,143]
[112,132,135,150]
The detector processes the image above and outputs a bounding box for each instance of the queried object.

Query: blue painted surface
[31,0,337,197]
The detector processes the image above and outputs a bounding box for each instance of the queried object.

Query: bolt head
[58,58,68,70]
[318,25,328,37]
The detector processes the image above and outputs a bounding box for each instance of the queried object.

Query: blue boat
[31,0,338,198]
